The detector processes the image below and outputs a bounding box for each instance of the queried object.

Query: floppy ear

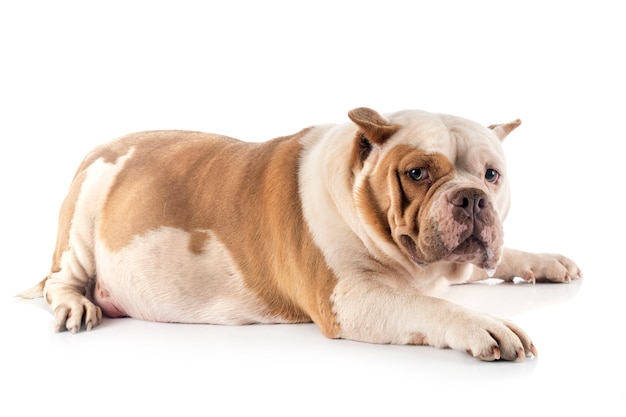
[488,119,521,141]
[348,107,399,146]
[348,107,399,170]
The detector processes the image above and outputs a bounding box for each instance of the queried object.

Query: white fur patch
[94,227,282,325]
[45,148,135,295]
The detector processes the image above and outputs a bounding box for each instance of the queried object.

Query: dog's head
[348,107,520,274]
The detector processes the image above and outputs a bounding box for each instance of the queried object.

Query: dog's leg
[19,192,103,333]
[39,162,107,333]
[40,205,103,333]
[470,248,582,283]
[38,147,135,332]
[18,214,103,333]
[332,277,536,361]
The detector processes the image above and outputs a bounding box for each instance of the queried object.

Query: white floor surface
[3,260,620,415]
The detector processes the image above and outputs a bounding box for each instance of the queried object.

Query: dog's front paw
[52,295,102,333]
[447,313,537,361]
[519,253,582,283]
[498,249,582,284]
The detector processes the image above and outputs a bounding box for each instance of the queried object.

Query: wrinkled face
[349,108,517,273]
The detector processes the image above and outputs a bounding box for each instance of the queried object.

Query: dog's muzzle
[400,186,504,273]
[444,187,502,271]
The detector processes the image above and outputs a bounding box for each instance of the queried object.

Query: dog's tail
[16,277,47,299]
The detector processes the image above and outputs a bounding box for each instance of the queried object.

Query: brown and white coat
[22,108,581,361]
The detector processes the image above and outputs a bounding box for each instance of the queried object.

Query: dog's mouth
[400,234,499,273]
[447,236,498,272]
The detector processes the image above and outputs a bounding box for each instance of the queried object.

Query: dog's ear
[348,107,399,146]
[488,119,521,141]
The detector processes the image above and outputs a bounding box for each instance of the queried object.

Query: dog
[20,107,581,361]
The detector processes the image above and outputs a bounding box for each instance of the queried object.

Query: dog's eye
[407,168,428,181]
[485,168,499,183]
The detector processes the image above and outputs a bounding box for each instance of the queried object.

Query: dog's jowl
[20,108,581,361]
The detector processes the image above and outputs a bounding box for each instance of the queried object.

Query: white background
[1,1,624,415]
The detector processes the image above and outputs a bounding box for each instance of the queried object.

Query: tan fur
[488,119,522,140]
[20,107,581,361]
[348,107,399,145]
[90,129,339,335]
[358,145,459,264]
[49,168,86,276]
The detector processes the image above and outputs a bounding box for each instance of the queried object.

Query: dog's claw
[491,346,501,361]
[524,270,536,285]
[475,346,501,361]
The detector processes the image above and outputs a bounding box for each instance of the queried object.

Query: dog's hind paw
[53,296,102,333]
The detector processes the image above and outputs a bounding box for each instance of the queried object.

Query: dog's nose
[451,188,488,220]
